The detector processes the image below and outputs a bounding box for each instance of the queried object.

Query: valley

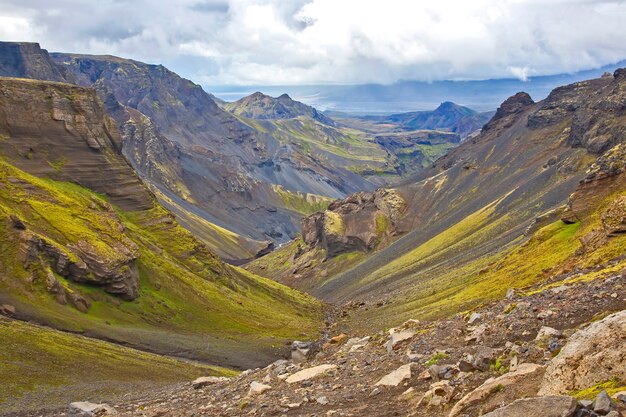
[0,39,625,417]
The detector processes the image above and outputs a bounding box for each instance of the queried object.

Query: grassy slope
[0,318,235,414]
[0,158,323,371]
[341,187,626,333]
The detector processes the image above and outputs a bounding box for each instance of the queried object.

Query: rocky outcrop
[539,310,626,395]
[301,188,405,257]
[528,71,625,154]
[482,92,534,132]
[19,227,140,301]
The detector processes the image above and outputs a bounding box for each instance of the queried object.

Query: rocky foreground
[41,268,626,417]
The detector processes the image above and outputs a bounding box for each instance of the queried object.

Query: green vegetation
[425,352,449,365]
[0,318,233,413]
[271,184,334,215]
[0,157,323,401]
[570,379,626,400]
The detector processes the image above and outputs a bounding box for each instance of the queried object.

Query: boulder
[448,363,546,417]
[68,402,116,416]
[192,376,231,389]
[481,396,577,417]
[248,381,271,396]
[539,311,626,395]
[285,364,337,384]
[594,390,617,414]
[386,328,416,353]
[418,380,455,407]
[536,326,563,340]
[375,364,412,386]
[291,341,313,364]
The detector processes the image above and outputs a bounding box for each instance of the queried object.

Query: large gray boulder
[481,396,577,417]
[539,310,626,395]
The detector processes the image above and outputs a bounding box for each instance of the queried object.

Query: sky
[1,0,625,86]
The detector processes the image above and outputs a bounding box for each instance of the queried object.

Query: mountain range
[1,40,625,416]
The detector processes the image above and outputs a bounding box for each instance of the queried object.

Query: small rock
[605,411,620,417]
[594,390,616,414]
[285,364,337,384]
[316,396,329,405]
[506,288,516,299]
[472,346,495,372]
[248,381,272,396]
[468,312,482,324]
[613,390,626,403]
[386,329,416,353]
[291,341,313,364]
[0,304,16,316]
[192,376,230,389]
[458,359,475,372]
[375,364,411,386]
[369,388,381,397]
[68,402,116,416]
[536,326,563,340]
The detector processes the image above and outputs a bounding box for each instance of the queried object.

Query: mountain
[379,101,494,138]
[330,101,493,140]
[224,91,336,126]
[248,69,626,335]
[48,50,461,254]
[0,76,323,412]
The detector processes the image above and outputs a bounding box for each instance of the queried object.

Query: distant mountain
[209,60,626,114]
[225,91,336,126]
[365,101,494,138]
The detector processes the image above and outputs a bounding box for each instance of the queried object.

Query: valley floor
[20,261,626,417]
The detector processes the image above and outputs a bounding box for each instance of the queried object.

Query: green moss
[47,156,68,171]
[271,184,334,215]
[324,211,345,235]
[0,157,324,399]
[570,379,626,400]
[375,213,390,234]
[425,352,449,365]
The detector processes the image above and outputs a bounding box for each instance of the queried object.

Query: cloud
[0,0,624,85]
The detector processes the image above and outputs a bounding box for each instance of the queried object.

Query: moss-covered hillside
[0,78,323,410]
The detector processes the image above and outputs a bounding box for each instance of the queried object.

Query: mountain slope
[0,77,323,379]
[50,52,391,251]
[250,70,626,334]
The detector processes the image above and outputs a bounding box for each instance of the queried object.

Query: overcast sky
[1,0,625,86]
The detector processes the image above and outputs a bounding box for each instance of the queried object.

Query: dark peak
[493,92,534,119]
[481,92,534,133]
[613,68,626,81]
[250,91,267,98]
[278,93,292,100]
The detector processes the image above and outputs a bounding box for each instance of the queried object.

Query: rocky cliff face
[0,42,73,83]
[0,77,153,211]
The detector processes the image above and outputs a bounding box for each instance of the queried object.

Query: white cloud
[0,0,624,85]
